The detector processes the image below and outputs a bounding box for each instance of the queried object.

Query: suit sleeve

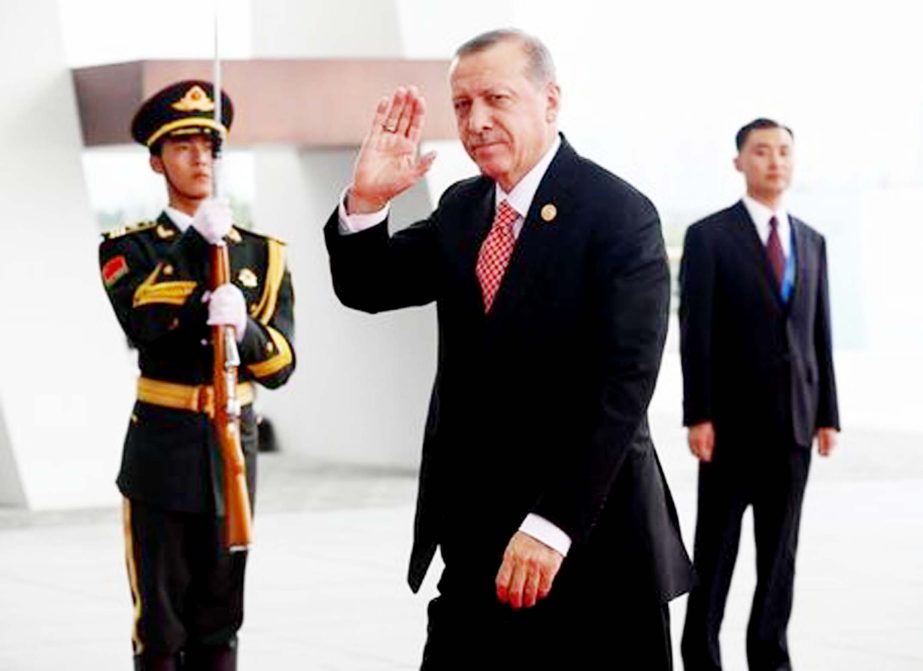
[99,227,210,346]
[323,197,445,314]
[238,239,296,389]
[533,197,671,544]
[813,236,839,429]
[678,223,715,426]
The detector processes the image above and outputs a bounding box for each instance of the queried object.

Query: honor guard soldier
[99,80,295,671]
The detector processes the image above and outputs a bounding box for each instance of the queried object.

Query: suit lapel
[788,216,811,312]
[488,140,579,317]
[730,200,786,312]
[463,182,498,313]
[156,211,181,240]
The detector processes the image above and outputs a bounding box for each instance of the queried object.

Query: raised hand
[347,86,438,214]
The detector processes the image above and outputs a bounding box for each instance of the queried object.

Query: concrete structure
[0,0,132,508]
[247,0,518,469]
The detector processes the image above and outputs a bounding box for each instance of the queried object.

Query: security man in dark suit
[99,80,295,671]
[325,29,692,669]
[679,118,840,671]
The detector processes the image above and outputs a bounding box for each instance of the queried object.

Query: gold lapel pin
[540,203,557,223]
[156,223,176,239]
[238,268,259,288]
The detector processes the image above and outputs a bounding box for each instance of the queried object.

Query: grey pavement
[1,421,921,670]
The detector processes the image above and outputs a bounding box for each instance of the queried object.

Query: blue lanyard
[780,227,796,302]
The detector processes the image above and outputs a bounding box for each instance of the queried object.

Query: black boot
[134,653,181,671]
[183,644,237,671]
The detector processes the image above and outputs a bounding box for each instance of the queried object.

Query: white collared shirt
[335,135,572,557]
[494,134,561,237]
[164,206,193,233]
[742,194,792,257]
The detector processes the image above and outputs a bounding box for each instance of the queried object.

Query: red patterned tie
[766,215,785,288]
[476,199,518,312]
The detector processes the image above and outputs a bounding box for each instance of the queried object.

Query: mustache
[466,135,502,149]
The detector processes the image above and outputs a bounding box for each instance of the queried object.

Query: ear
[150,154,165,175]
[545,82,561,123]
[733,155,743,174]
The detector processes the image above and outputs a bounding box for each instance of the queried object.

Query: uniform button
[266,341,275,354]
[163,264,174,275]
[201,338,208,346]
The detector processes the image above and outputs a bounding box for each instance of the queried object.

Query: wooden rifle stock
[210,243,253,551]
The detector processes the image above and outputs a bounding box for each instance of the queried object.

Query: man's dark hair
[454,28,556,86]
[736,118,794,151]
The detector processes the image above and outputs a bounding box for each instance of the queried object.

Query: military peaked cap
[131,80,233,149]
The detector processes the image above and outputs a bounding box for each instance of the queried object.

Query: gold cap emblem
[171,85,215,113]
[540,203,557,222]
[238,268,259,288]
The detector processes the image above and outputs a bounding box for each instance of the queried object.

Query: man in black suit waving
[325,28,692,670]
[679,118,840,671]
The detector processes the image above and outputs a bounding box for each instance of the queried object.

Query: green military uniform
[99,80,295,670]
[100,213,294,512]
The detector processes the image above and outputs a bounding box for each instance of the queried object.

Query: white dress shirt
[337,136,572,556]
[164,206,192,232]
[742,194,791,257]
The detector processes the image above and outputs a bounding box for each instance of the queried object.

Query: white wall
[249,0,459,467]
[0,0,134,508]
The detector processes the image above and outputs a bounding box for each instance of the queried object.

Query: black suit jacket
[325,139,693,604]
[679,200,840,449]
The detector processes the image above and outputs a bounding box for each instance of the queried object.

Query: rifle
[210,245,253,551]
[210,11,252,551]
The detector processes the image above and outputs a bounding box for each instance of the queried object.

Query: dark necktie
[476,199,518,312]
[767,215,785,289]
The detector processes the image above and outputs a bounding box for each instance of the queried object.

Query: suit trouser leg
[746,448,811,671]
[124,500,245,670]
[682,459,750,671]
[423,563,674,670]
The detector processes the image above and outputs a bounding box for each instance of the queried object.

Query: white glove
[207,283,248,341]
[191,198,232,245]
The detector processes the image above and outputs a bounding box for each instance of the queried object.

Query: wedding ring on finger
[382,122,398,133]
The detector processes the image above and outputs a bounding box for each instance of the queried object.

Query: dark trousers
[422,564,673,670]
[681,444,811,671]
[123,499,246,670]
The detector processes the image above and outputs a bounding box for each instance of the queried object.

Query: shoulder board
[234,226,287,246]
[102,220,158,240]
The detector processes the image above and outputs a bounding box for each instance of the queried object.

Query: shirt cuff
[519,514,572,556]
[337,187,389,234]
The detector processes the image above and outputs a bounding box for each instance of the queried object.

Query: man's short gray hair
[454,29,556,86]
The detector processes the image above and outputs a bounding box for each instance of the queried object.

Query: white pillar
[0,0,134,508]
[249,1,517,468]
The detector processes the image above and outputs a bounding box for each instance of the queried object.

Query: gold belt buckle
[195,385,216,416]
